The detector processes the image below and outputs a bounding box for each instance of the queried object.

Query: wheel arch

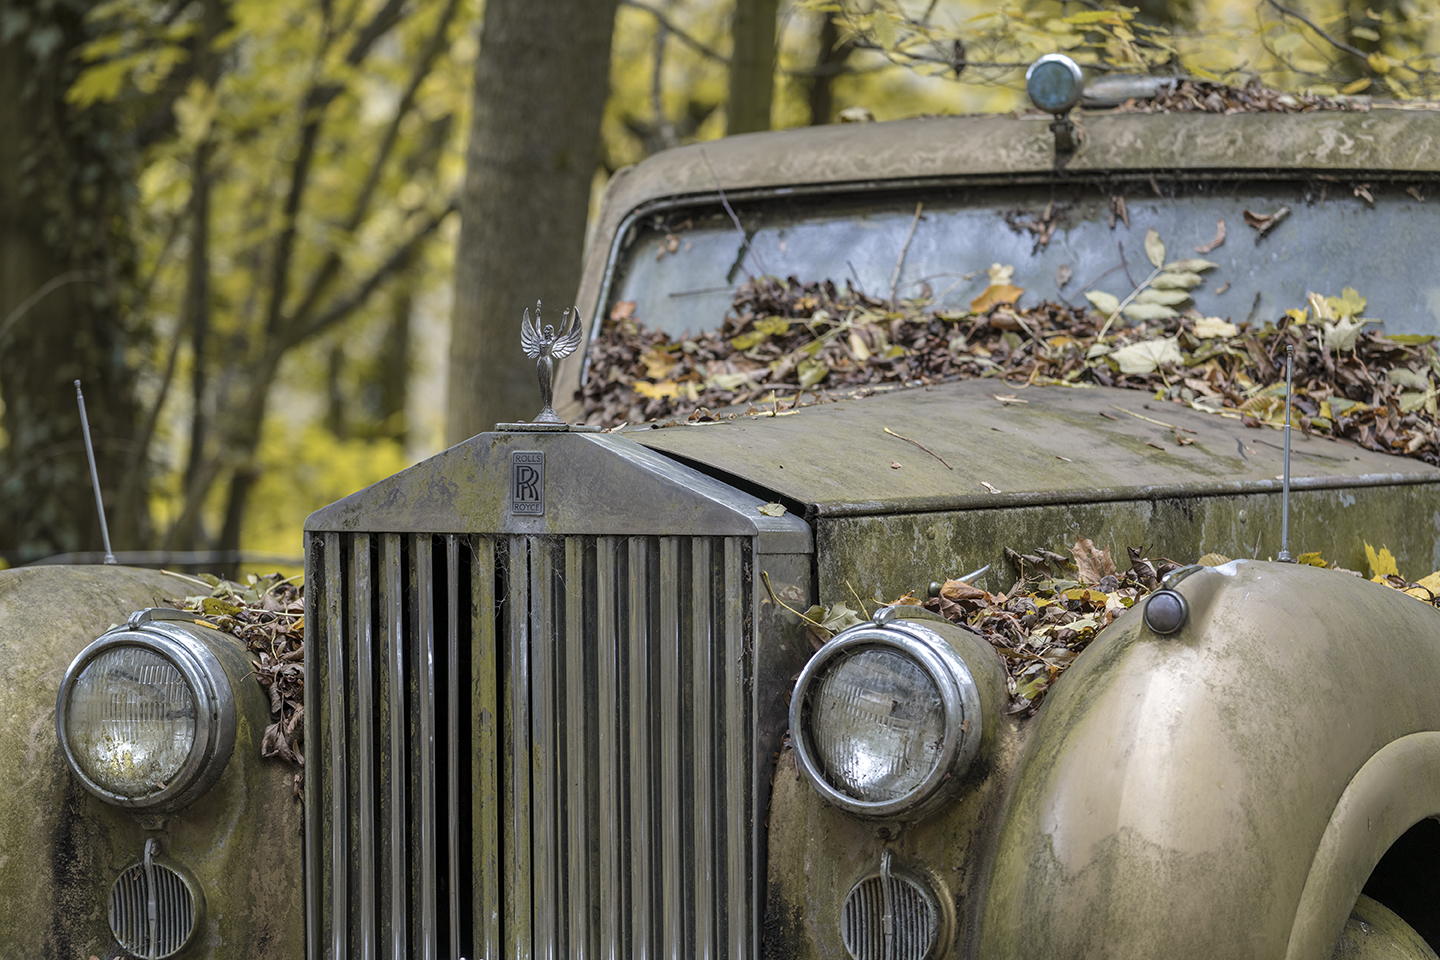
[1289,732,1440,960]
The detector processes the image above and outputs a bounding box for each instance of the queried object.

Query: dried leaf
[1121,302,1179,321]
[1194,221,1226,254]
[1365,542,1400,579]
[758,502,787,517]
[1111,336,1182,374]
[1071,538,1116,584]
[1193,316,1238,339]
[1144,228,1165,268]
[1150,271,1205,290]
[1084,290,1121,316]
[970,283,1025,313]
[1244,206,1291,243]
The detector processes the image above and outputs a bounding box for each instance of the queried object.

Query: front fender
[980,560,1440,959]
[0,565,303,959]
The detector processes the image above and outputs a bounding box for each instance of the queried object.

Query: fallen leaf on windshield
[758,502,787,517]
[1085,290,1121,316]
[1193,316,1238,338]
[970,283,1024,312]
[1144,228,1166,268]
[1244,206,1290,243]
[1111,337,1182,374]
[1195,219,1226,253]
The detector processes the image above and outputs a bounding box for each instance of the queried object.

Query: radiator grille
[109,860,199,959]
[306,531,756,960]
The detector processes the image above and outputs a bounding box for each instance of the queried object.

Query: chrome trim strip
[565,537,589,959]
[691,537,714,960]
[446,535,462,959]
[414,537,438,960]
[473,538,501,960]
[532,536,558,960]
[723,538,748,960]
[596,537,620,960]
[659,537,683,958]
[506,535,532,958]
[352,534,376,960]
[325,531,348,960]
[381,533,408,959]
[628,537,652,960]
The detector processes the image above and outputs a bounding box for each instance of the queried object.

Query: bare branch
[346,0,408,66]
[288,0,462,326]
[621,0,729,64]
[1264,0,1370,62]
[290,200,457,346]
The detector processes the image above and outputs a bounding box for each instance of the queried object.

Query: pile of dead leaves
[175,573,305,799]
[922,538,1178,715]
[583,270,1440,467]
[1109,78,1371,115]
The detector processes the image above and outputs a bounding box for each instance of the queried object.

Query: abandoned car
[10,56,1440,960]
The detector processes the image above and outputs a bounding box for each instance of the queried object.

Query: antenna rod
[75,380,116,564]
[1277,346,1295,563]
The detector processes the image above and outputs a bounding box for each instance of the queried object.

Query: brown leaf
[970,283,1024,313]
[1243,206,1290,243]
[1195,219,1226,253]
[1071,538,1117,585]
[940,579,987,601]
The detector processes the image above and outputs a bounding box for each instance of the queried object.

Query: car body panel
[0,565,303,960]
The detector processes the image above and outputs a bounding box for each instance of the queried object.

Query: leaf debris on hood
[175,572,306,798]
[584,276,1440,467]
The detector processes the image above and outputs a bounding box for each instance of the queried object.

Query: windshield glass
[601,178,1437,341]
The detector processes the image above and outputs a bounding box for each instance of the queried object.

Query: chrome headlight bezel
[790,616,983,820]
[56,613,236,812]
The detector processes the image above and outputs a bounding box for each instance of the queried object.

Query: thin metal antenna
[75,380,116,564]
[1277,346,1295,563]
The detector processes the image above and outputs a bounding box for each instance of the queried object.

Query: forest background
[0,0,1436,575]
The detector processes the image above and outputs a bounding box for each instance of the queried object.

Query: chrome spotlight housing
[56,611,236,812]
[1025,53,1085,115]
[790,614,984,820]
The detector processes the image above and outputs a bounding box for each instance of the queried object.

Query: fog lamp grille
[840,866,940,960]
[109,857,201,959]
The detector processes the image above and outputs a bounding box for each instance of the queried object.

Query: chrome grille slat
[309,531,758,960]
[531,536,559,960]
[564,537,590,960]
[505,535,533,958]
[412,537,439,960]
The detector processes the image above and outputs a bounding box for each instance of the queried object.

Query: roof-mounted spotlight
[1026,54,1084,160]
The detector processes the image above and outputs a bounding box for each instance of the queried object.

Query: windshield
[601,178,1437,341]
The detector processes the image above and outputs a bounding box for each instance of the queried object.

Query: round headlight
[791,616,983,820]
[57,615,236,811]
[1026,53,1084,115]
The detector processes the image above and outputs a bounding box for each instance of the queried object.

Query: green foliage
[64,0,472,554]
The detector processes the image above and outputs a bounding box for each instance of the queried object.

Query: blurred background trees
[0,0,1436,572]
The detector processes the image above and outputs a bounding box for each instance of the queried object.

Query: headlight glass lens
[63,647,197,797]
[810,646,945,802]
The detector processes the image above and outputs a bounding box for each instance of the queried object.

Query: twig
[846,579,871,618]
[1095,264,1162,341]
[1110,405,1197,433]
[1264,0,1370,61]
[621,0,729,64]
[884,426,953,469]
[762,570,825,628]
[889,202,923,308]
[1117,240,1137,289]
[0,271,104,344]
[699,147,768,277]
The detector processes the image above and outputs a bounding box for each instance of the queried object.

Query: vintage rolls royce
[12,57,1440,960]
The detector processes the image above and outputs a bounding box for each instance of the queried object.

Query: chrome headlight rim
[790,618,982,820]
[56,620,236,812]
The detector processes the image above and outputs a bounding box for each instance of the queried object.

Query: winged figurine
[521,300,586,423]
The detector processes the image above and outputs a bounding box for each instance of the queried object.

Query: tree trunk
[0,4,146,563]
[808,11,852,127]
[728,0,779,134]
[445,0,621,443]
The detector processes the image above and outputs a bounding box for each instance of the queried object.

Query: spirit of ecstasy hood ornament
[520,300,585,423]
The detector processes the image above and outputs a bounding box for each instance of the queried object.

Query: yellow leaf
[1365,541,1400,579]
[1415,571,1440,594]
[1193,316,1238,339]
[1341,77,1372,95]
[758,502,787,517]
[634,380,680,399]
[872,8,896,48]
[1368,51,1391,74]
[1285,308,1308,326]
[970,284,1024,313]
[639,348,678,380]
[1296,552,1328,568]
[1144,228,1165,268]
